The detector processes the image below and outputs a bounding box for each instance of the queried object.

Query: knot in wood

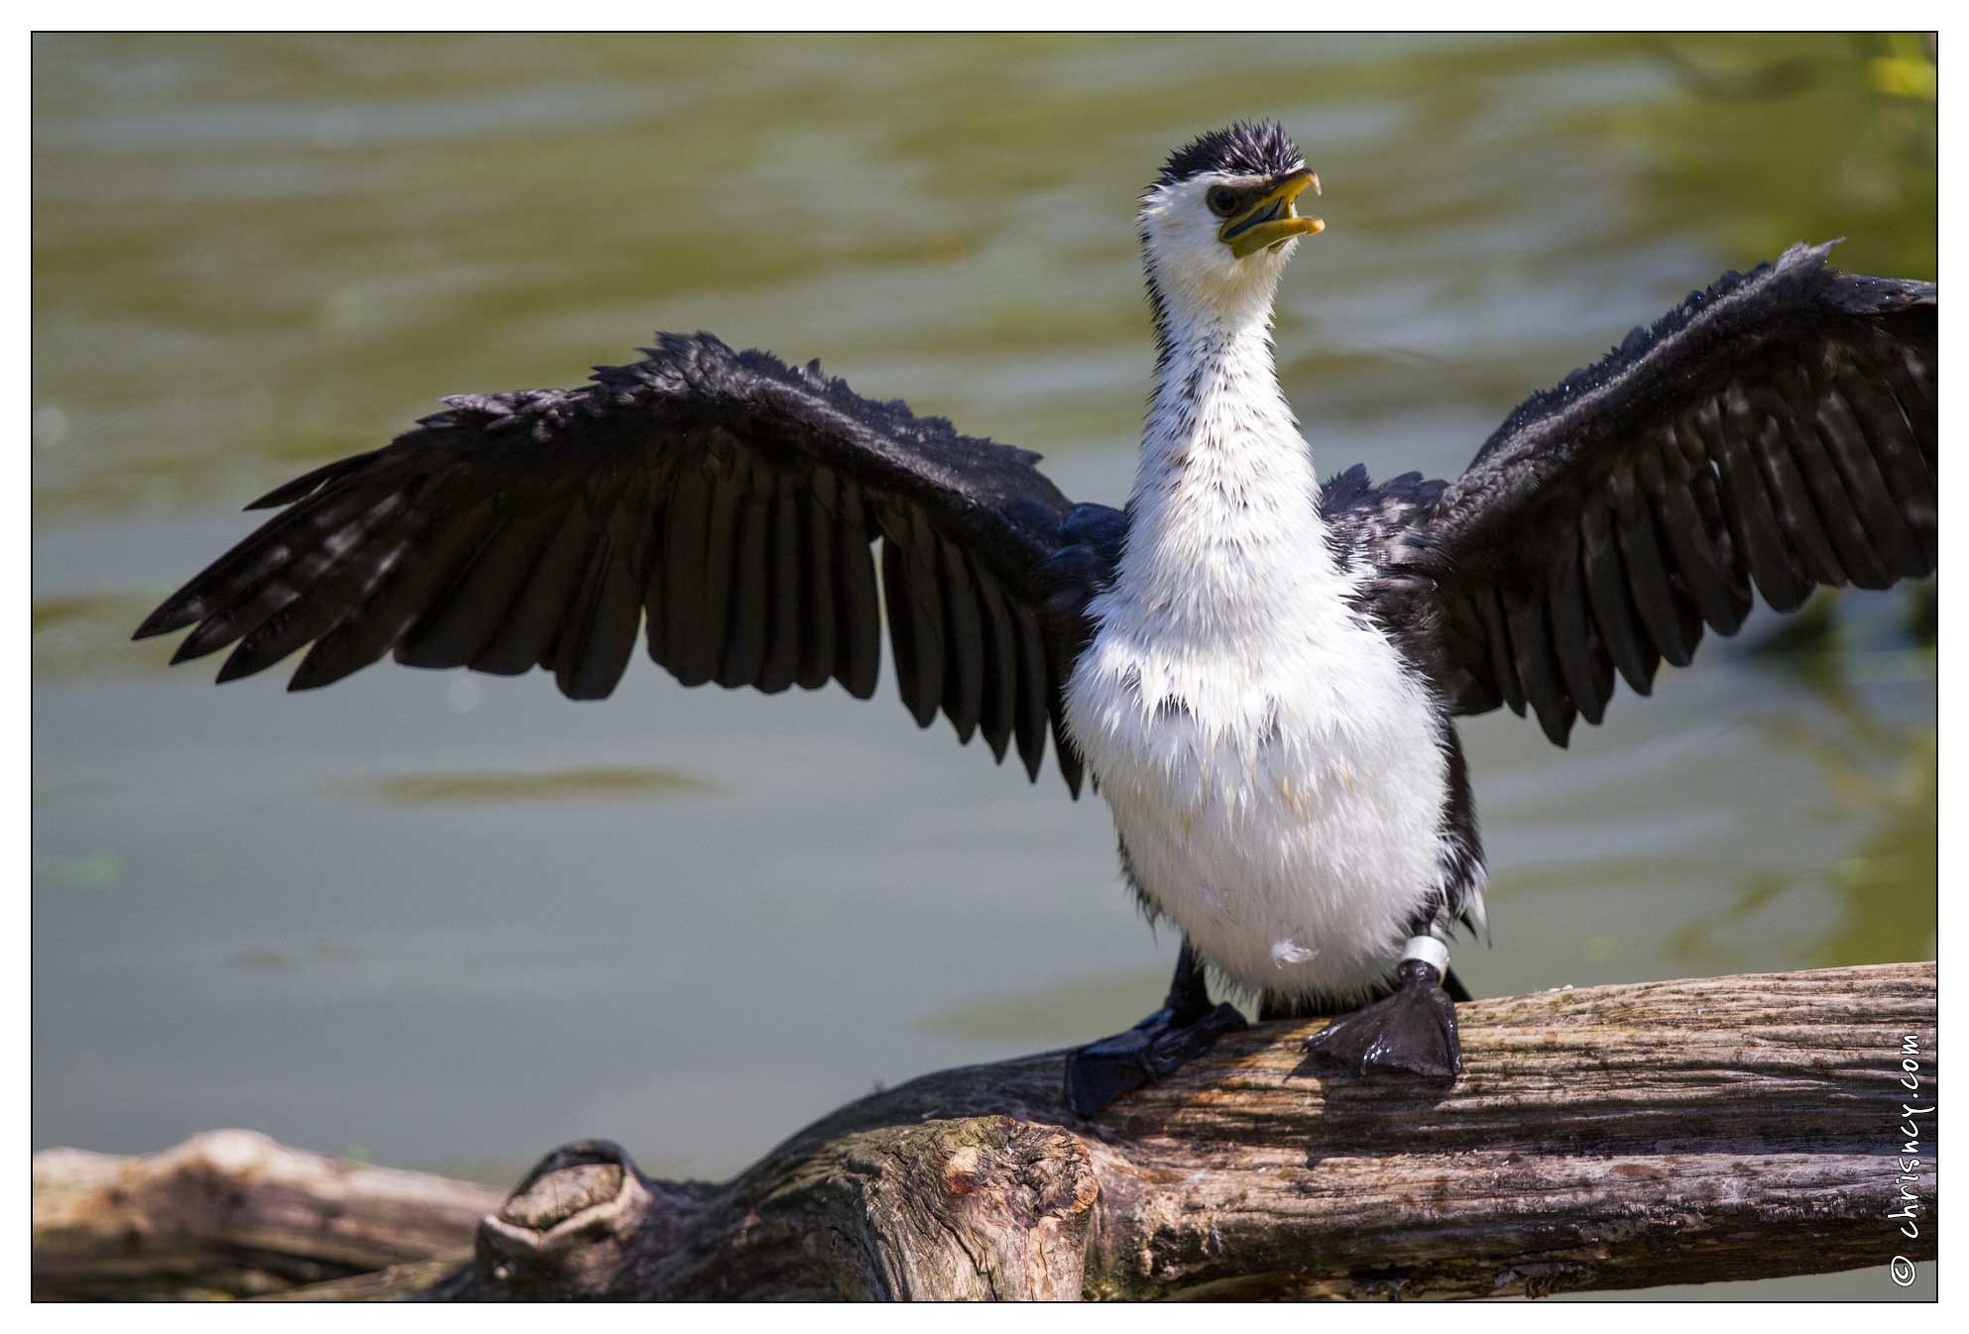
[500,1163,624,1233]
[472,1140,656,1299]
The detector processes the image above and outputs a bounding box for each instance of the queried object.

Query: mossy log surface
[32,962,1937,1301]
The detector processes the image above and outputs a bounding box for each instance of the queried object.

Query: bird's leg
[1063,940,1247,1117]
[1300,936,1463,1079]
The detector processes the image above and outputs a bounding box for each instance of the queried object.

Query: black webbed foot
[1063,1001,1247,1117]
[1301,959,1462,1079]
[1063,940,1246,1117]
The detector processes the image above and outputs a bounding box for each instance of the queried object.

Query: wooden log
[33,962,1937,1300]
[31,1129,501,1300]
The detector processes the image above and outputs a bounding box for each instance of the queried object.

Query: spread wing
[135,333,1127,791]
[1367,243,1935,744]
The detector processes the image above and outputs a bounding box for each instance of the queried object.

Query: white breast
[1063,317,1451,1003]
[1067,601,1449,1002]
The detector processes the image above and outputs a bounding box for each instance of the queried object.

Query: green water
[33,34,1935,1299]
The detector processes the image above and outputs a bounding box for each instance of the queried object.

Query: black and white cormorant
[137,122,1938,1116]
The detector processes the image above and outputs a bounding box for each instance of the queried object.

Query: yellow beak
[1220,169,1324,258]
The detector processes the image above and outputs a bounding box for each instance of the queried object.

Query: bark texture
[31,1128,501,1299]
[33,962,1938,1301]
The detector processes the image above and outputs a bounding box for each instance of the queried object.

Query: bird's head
[1138,121,1322,331]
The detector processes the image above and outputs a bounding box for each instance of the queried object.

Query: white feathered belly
[1065,622,1451,1003]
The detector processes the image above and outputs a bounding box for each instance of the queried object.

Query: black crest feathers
[1157,121,1304,186]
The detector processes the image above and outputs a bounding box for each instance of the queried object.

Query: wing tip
[167,630,225,667]
[214,649,265,686]
[287,644,363,692]
[132,602,195,642]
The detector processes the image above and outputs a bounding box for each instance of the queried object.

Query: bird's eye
[1207,187,1240,217]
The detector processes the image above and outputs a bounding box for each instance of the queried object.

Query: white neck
[1111,291,1344,649]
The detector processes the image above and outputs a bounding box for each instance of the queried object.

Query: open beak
[1220,169,1324,258]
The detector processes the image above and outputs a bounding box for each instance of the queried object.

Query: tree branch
[33,962,1937,1300]
[31,1130,500,1300]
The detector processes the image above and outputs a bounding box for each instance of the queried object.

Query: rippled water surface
[33,34,1935,1298]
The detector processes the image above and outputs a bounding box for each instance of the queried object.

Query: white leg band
[1401,935,1449,974]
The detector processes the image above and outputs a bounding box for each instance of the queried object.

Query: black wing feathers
[1376,242,1935,745]
[139,334,1118,792]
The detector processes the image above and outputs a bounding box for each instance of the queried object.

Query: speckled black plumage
[136,332,1123,793]
[1334,242,1936,747]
